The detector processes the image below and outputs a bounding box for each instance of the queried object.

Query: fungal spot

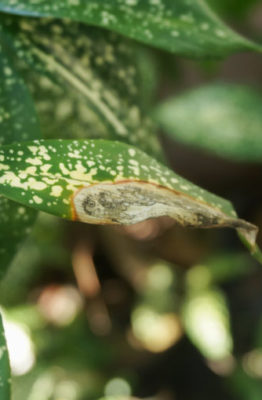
[97,192,115,209]
[72,182,255,237]
[82,197,96,213]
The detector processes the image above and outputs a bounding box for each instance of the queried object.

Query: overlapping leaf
[0,0,261,58]
[154,84,262,162]
[0,15,161,158]
[0,314,11,400]
[0,47,41,277]
[0,139,260,259]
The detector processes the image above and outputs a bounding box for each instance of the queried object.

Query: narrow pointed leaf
[0,314,11,400]
[0,139,259,258]
[154,84,262,162]
[0,0,261,58]
[0,16,161,158]
[0,46,41,277]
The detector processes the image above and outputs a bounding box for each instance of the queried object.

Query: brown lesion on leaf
[69,180,258,251]
[70,178,220,219]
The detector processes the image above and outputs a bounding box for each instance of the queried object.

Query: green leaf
[0,0,260,58]
[0,16,161,158]
[0,139,259,258]
[0,47,40,145]
[154,84,262,162]
[0,313,11,400]
[0,44,41,277]
[0,198,36,278]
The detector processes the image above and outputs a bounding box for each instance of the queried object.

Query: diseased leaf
[0,139,259,259]
[0,45,41,277]
[154,84,262,162]
[0,313,11,400]
[0,0,260,58]
[0,16,161,158]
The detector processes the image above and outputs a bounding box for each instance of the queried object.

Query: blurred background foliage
[1,0,262,399]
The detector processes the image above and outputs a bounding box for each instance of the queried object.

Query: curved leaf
[0,314,11,400]
[0,47,41,277]
[0,16,161,158]
[0,139,259,258]
[154,84,262,162]
[0,0,260,58]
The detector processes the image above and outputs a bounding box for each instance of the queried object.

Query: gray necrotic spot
[73,182,236,228]
[98,192,118,209]
[82,197,96,213]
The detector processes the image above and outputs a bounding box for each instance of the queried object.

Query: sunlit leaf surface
[0,314,11,400]
[155,84,262,162]
[0,48,41,277]
[0,139,259,256]
[182,288,233,360]
[0,0,260,58]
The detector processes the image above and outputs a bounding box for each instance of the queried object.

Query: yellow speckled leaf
[0,0,261,58]
[0,16,162,158]
[0,139,260,261]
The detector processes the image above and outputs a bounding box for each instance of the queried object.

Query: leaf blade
[0,0,260,58]
[0,43,42,276]
[0,139,258,255]
[154,84,262,162]
[1,16,162,158]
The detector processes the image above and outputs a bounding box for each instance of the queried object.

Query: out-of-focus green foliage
[182,274,233,360]
[0,314,11,400]
[155,84,262,163]
[207,0,260,20]
[0,0,262,399]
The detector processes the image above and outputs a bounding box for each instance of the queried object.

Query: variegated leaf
[154,84,262,162]
[0,0,261,58]
[0,16,162,158]
[0,139,260,260]
[0,46,41,277]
